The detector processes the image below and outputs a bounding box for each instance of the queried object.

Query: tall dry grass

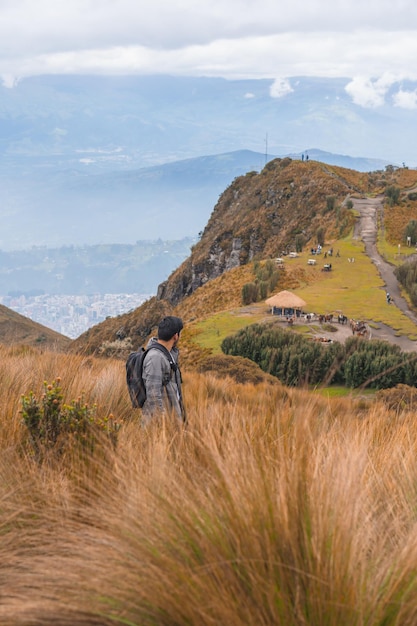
[1,348,417,624]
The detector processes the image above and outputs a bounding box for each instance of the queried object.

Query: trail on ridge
[351,195,417,351]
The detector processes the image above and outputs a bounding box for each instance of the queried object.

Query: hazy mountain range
[0,74,406,252]
[0,239,195,296]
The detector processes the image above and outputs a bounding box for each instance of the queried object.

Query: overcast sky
[1,0,417,108]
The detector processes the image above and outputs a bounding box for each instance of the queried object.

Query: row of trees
[221,323,417,389]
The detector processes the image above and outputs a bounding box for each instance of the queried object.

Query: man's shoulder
[145,343,173,362]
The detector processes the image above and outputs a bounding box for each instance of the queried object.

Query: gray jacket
[142,337,185,422]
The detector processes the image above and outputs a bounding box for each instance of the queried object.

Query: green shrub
[258,280,269,300]
[21,379,121,461]
[242,282,259,305]
[295,234,305,252]
[269,270,280,292]
[316,227,325,246]
[385,185,401,206]
[221,324,417,389]
[394,259,417,307]
[404,220,417,245]
[325,196,336,213]
[221,323,345,387]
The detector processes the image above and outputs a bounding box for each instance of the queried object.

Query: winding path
[351,195,417,351]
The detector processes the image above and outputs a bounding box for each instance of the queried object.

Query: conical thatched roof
[265,290,307,309]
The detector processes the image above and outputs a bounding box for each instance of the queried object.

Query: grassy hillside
[2,348,417,623]
[3,163,417,622]
[0,303,70,350]
[70,160,417,369]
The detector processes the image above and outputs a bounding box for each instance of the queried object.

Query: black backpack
[126,343,178,409]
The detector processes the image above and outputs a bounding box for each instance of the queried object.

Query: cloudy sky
[1,0,417,108]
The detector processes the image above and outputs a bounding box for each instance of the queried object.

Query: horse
[350,319,367,335]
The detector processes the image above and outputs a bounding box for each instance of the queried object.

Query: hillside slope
[70,160,417,365]
[0,304,70,350]
[157,158,364,304]
[71,158,374,356]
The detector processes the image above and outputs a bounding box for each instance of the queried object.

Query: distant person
[386,292,391,304]
[142,316,186,425]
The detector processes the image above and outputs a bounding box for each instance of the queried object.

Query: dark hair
[157,316,184,341]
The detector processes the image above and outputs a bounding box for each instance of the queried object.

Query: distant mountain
[0,148,392,251]
[0,239,195,296]
[285,149,389,173]
[0,74,410,250]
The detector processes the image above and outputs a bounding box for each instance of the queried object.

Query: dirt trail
[351,195,417,351]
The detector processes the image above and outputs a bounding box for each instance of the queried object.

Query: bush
[258,280,268,300]
[242,282,259,305]
[221,323,345,387]
[394,259,417,307]
[325,196,336,213]
[243,260,282,305]
[295,234,305,252]
[316,227,325,247]
[21,379,121,461]
[404,220,417,245]
[385,185,401,206]
[221,325,417,389]
[376,384,417,411]
[269,270,280,292]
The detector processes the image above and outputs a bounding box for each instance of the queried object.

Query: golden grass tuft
[2,350,417,623]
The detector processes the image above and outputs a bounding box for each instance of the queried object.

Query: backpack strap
[146,342,178,374]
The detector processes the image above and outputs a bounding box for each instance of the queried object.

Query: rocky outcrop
[156,158,358,306]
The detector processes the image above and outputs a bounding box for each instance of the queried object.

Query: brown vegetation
[0,303,70,350]
[3,349,417,623]
[71,159,365,357]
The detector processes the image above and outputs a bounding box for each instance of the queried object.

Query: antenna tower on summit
[265,133,268,166]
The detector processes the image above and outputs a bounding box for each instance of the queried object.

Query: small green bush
[394,259,417,307]
[21,379,121,461]
[385,185,401,206]
[242,282,259,305]
[325,196,336,213]
[316,227,325,246]
[403,220,417,245]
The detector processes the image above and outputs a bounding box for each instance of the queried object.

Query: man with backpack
[128,315,186,425]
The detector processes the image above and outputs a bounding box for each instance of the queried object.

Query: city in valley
[0,293,151,339]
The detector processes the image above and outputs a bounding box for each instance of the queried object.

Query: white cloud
[1,73,20,88]
[270,78,293,98]
[345,75,397,108]
[1,0,417,93]
[392,88,417,109]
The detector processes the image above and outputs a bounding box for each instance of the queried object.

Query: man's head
[157,316,184,342]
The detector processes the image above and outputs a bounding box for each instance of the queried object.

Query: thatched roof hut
[265,290,307,310]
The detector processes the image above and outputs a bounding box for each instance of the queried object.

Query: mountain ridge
[0,148,394,251]
[70,158,376,357]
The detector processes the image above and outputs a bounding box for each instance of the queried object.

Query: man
[142,316,186,424]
